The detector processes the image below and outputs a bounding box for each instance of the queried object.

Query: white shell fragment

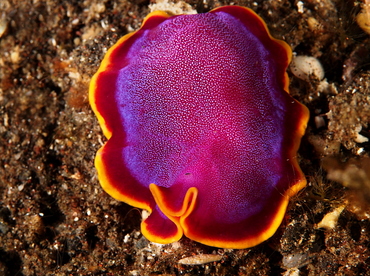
[297,1,304,14]
[355,126,369,143]
[290,55,325,81]
[178,254,222,265]
[316,205,346,230]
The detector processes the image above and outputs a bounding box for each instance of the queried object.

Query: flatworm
[89,5,309,249]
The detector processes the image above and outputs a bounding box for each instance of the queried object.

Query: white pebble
[290,55,325,81]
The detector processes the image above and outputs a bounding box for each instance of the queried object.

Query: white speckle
[95,3,106,13]
[10,46,21,64]
[357,148,365,155]
[50,37,56,47]
[297,1,304,14]
[314,116,325,129]
[142,210,150,220]
[68,71,81,81]
[71,18,79,25]
[283,268,300,276]
[14,152,22,160]
[124,234,131,243]
[170,241,181,249]
[101,19,108,30]
[127,25,134,33]
[307,17,322,32]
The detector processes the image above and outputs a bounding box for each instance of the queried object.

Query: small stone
[316,205,345,230]
[178,254,222,265]
[290,55,325,81]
